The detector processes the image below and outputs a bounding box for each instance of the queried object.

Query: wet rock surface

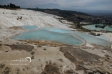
[60,46,101,63]
[60,46,112,74]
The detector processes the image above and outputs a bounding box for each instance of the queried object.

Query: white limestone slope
[0,8,72,39]
[0,8,71,28]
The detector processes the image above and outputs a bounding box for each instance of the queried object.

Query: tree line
[0,3,20,9]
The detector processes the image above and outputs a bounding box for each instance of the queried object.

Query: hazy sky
[0,0,112,11]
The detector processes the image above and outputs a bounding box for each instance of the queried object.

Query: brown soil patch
[42,64,60,74]
[6,44,34,52]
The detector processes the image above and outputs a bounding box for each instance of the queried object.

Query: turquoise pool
[82,24,112,31]
[13,28,111,46]
[75,32,111,46]
[44,28,74,33]
[14,28,85,45]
